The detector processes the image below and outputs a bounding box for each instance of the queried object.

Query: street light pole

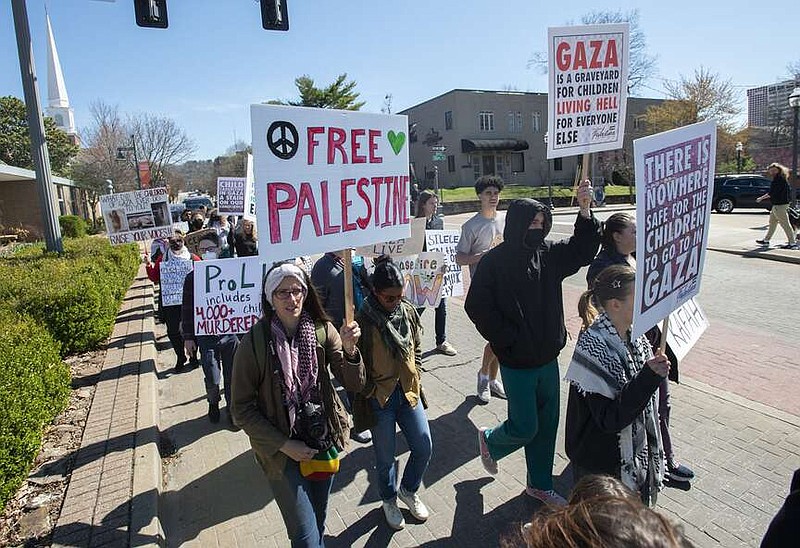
[736,141,743,174]
[789,87,800,207]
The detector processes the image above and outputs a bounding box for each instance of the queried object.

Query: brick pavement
[51,267,162,547]
[156,284,799,547]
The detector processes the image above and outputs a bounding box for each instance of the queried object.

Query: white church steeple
[45,12,77,142]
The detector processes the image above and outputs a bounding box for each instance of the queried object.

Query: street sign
[432,152,446,161]
[430,145,447,152]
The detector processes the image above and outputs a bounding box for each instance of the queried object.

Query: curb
[130,269,164,546]
[707,246,800,266]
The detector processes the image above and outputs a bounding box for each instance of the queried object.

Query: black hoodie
[465,199,601,368]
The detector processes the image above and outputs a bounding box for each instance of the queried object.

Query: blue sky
[1,0,797,161]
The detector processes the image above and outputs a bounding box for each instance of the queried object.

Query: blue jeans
[267,459,333,548]
[197,334,239,405]
[369,384,433,501]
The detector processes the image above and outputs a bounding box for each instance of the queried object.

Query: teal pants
[485,360,560,491]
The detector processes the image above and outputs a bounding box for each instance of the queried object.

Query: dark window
[554,158,563,171]
[445,111,453,130]
[511,153,525,172]
[447,155,455,172]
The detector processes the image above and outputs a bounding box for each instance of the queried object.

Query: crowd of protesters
[142,181,795,548]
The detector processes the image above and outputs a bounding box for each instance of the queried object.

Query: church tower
[45,13,78,145]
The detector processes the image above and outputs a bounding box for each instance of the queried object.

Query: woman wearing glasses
[231,263,365,548]
[355,257,432,531]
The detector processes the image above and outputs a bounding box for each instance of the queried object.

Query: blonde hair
[767,162,790,181]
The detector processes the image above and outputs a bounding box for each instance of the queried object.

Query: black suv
[712,174,772,213]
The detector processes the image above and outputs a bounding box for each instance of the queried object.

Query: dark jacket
[233,233,258,257]
[762,469,800,547]
[310,253,370,330]
[465,199,601,368]
[231,315,366,479]
[769,174,791,206]
[565,366,662,476]
[181,271,198,341]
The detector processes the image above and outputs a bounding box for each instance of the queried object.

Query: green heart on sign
[387,130,406,155]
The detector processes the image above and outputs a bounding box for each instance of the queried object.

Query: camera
[296,400,330,451]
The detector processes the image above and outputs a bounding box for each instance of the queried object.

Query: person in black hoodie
[466,180,600,506]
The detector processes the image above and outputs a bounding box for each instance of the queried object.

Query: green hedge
[0,237,140,355]
[0,312,70,513]
[59,215,87,238]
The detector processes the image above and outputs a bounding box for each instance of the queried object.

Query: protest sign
[184,228,217,256]
[632,120,716,339]
[100,187,173,245]
[175,221,190,234]
[425,229,464,298]
[243,153,257,222]
[251,104,411,263]
[193,257,265,336]
[217,177,247,215]
[665,298,709,361]
[547,23,629,159]
[395,252,447,308]
[159,259,194,306]
[356,217,425,258]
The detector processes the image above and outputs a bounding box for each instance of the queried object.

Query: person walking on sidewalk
[466,181,600,506]
[456,175,507,403]
[566,265,668,506]
[355,257,432,530]
[181,232,240,424]
[231,263,366,548]
[587,213,696,485]
[416,190,457,356]
[756,162,798,249]
[145,229,199,372]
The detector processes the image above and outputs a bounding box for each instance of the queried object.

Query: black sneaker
[755,239,770,246]
[667,462,695,482]
[208,402,221,423]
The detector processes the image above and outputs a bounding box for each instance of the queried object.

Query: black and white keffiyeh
[565,313,664,505]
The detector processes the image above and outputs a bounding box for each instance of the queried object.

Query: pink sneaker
[525,486,566,506]
[477,427,498,475]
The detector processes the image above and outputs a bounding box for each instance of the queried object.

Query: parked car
[169,203,186,222]
[183,195,214,211]
[712,174,772,213]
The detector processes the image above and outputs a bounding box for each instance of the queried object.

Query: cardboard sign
[547,23,630,159]
[425,230,464,298]
[665,298,709,361]
[159,259,194,306]
[243,153,258,222]
[251,104,411,263]
[184,228,217,256]
[395,252,447,308]
[100,187,173,245]
[217,177,247,215]
[356,217,426,258]
[193,257,266,336]
[632,121,716,339]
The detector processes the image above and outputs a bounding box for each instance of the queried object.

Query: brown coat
[231,316,366,479]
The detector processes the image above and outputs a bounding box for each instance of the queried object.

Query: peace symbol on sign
[267,121,299,160]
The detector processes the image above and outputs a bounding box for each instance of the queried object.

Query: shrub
[0,312,70,513]
[58,215,87,238]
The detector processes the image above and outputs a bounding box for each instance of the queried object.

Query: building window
[445,111,453,130]
[554,157,563,171]
[633,116,646,131]
[511,153,525,173]
[507,111,523,132]
[472,155,481,180]
[532,111,541,133]
[447,155,455,173]
[479,111,494,132]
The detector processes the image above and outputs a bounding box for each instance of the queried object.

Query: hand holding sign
[340,321,361,356]
[577,179,593,212]
[646,351,670,378]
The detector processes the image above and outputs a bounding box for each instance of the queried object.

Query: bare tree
[128,112,196,185]
[528,9,658,95]
[788,60,800,78]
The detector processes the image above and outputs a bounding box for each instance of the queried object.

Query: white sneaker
[525,486,567,507]
[477,427,498,475]
[489,378,506,399]
[477,372,491,403]
[436,341,457,356]
[382,499,405,530]
[397,485,429,521]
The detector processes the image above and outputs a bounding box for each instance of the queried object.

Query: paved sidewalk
[156,288,798,547]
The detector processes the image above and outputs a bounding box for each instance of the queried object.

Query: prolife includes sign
[632,121,716,339]
[100,187,173,245]
[159,259,194,306]
[424,230,464,298]
[547,23,629,159]
[193,257,265,336]
[216,177,248,216]
[251,105,411,263]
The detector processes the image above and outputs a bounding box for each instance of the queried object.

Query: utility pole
[11,0,63,252]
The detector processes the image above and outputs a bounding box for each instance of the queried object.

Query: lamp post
[543,132,553,209]
[735,141,743,174]
[789,87,800,207]
[116,134,142,190]
[105,179,114,195]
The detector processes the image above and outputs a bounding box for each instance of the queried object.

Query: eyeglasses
[274,287,306,300]
[198,245,218,253]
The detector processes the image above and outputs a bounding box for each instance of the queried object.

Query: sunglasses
[377,292,403,305]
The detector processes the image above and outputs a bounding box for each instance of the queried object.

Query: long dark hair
[578,265,636,329]
[261,262,331,323]
[600,212,634,251]
[416,190,437,218]
[371,256,404,292]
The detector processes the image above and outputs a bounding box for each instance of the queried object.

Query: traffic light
[261,0,289,31]
[134,0,168,29]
